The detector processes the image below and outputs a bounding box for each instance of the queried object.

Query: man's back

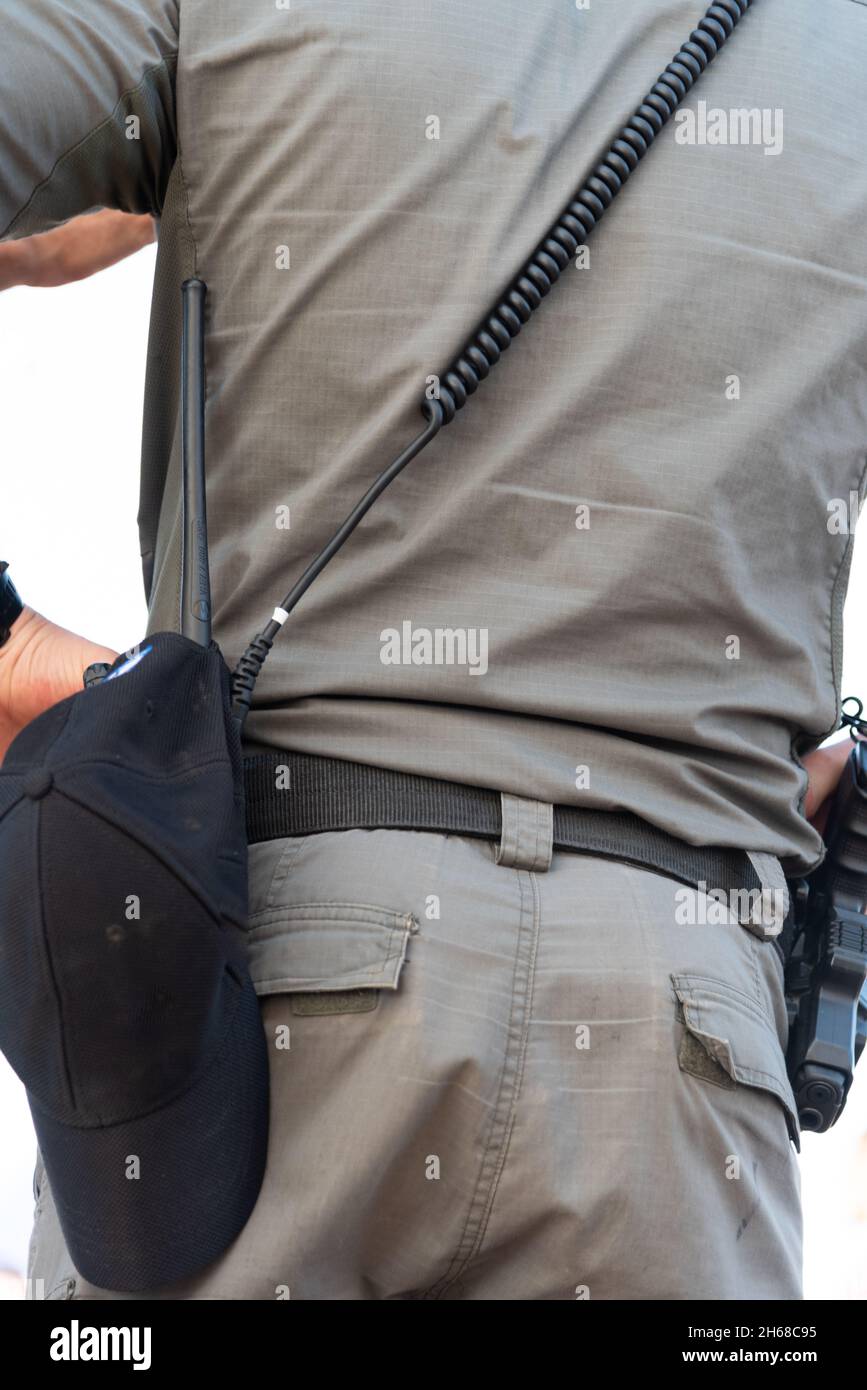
[4,0,867,869]
[9,0,865,1306]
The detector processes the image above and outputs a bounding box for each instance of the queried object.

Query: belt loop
[496,793,554,872]
[742,851,790,938]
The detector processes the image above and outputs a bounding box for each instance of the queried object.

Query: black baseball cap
[0,631,268,1292]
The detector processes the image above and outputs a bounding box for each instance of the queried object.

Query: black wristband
[0,563,24,648]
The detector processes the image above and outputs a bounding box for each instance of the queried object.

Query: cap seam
[30,968,248,1133]
[34,801,78,1114]
[40,753,233,785]
[51,784,238,931]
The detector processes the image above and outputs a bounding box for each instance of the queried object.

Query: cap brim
[29,968,269,1293]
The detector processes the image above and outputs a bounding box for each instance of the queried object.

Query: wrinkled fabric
[29,820,801,1299]
[3,1,867,874]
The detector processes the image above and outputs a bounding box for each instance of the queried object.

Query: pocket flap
[671,973,800,1150]
[246,901,417,996]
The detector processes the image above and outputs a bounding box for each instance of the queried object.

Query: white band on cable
[272,607,290,626]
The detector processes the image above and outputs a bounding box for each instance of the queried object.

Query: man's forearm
[0,236,37,291]
[0,210,156,291]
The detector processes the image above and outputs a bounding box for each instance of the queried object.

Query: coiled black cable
[231,0,755,725]
[426,0,752,424]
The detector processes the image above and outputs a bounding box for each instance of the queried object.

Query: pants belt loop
[742,851,790,939]
[496,793,554,872]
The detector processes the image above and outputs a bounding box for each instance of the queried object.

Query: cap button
[23,770,53,800]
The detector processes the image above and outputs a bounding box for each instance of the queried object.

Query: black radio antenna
[229,0,754,728]
[180,277,212,648]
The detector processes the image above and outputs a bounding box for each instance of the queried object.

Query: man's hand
[0,210,155,292]
[0,607,117,762]
[802,736,856,838]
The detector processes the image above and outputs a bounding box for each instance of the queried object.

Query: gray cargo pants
[29,792,802,1300]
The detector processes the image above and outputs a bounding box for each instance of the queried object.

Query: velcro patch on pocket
[672,973,800,1150]
[290,988,380,1016]
[675,1001,736,1089]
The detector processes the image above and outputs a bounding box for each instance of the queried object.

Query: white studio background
[1,244,866,1298]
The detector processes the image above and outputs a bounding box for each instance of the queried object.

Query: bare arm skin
[0,210,155,291]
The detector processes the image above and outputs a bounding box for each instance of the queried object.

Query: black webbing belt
[243,751,763,898]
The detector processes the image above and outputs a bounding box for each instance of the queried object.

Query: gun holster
[784,739,867,1133]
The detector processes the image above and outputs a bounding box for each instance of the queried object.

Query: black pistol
[785,737,867,1132]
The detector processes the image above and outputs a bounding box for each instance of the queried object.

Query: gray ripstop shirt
[3,0,867,876]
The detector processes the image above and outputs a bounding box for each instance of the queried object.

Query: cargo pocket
[671,973,801,1152]
[246,899,418,1014]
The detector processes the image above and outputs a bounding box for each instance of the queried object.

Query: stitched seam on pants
[422,868,542,1299]
[264,836,309,910]
[746,930,762,1007]
[471,868,542,1259]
